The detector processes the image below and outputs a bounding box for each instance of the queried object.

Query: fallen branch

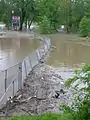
[51,46,56,49]
[19,107,33,115]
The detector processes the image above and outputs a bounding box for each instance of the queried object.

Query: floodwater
[47,34,90,79]
[0,37,40,71]
[0,33,90,74]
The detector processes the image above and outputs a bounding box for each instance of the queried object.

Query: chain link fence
[0,36,51,108]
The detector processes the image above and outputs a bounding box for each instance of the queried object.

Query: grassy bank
[8,113,73,120]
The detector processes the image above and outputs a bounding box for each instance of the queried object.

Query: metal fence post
[38,49,42,59]
[43,43,46,55]
[13,81,14,96]
[24,60,27,77]
[18,62,22,90]
[46,42,49,51]
[36,51,39,62]
[36,50,40,62]
[28,56,32,69]
[5,70,7,92]
[48,39,50,50]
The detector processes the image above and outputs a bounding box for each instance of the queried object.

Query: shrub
[65,64,90,120]
[38,16,54,34]
[79,16,90,37]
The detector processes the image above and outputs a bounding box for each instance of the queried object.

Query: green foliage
[12,0,36,30]
[36,0,87,34]
[82,64,90,72]
[85,0,90,18]
[9,113,73,120]
[36,0,61,33]
[39,16,53,34]
[72,0,85,31]
[79,16,90,37]
[0,0,89,33]
[64,64,90,120]
[76,100,90,120]
[60,104,73,113]
[0,0,12,25]
[65,76,79,88]
[0,0,36,30]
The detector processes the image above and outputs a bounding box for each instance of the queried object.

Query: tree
[36,0,62,33]
[62,0,72,33]
[36,0,85,33]
[25,0,37,30]
[85,0,90,18]
[11,0,26,31]
[79,16,90,37]
[0,0,88,33]
[6,0,36,31]
[60,0,85,33]
[38,16,52,34]
[0,0,12,26]
[72,0,85,32]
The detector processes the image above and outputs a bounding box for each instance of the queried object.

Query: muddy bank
[0,63,73,117]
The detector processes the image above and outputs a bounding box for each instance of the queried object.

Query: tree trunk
[28,21,32,30]
[19,8,25,31]
[66,0,72,33]
[25,20,27,29]
[28,16,35,31]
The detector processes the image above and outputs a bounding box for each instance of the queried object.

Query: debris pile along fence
[0,36,51,107]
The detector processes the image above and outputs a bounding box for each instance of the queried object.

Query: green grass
[8,113,74,120]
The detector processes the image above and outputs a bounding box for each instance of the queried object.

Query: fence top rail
[0,35,51,72]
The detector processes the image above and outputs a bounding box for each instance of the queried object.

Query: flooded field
[0,36,40,71]
[47,34,90,67]
[0,32,90,75]
[47,34,90,79]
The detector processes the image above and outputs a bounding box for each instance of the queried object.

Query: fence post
[43,43,46,55]
[36,50,40,62]
[24,60,28,77]
[28,56,32,69]
[48,39,51,50]
[46,41,49,51]
[5,70,7,92]
[38,50,40,59]
[13,81,14,96]
[18,62,22,90]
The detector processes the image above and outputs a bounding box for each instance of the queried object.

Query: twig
[19,107,33,115]
[51,46,56,49]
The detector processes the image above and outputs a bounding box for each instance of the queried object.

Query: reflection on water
[47,34,90,69]
[0,38,40,70]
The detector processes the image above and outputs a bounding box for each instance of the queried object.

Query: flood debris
[51,46,56,49]
[0,63,73,117]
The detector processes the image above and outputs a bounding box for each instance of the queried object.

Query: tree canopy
[0,0,90,33]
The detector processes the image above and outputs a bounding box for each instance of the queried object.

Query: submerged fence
[0,36,51,107]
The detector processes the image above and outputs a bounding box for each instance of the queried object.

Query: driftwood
[19,106,33,115]
[51,46,56,49]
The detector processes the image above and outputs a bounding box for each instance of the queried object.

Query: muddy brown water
[47,34,90,67]
[0,33,90,75]
[47,34,90,79]
[0,37,40,71]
